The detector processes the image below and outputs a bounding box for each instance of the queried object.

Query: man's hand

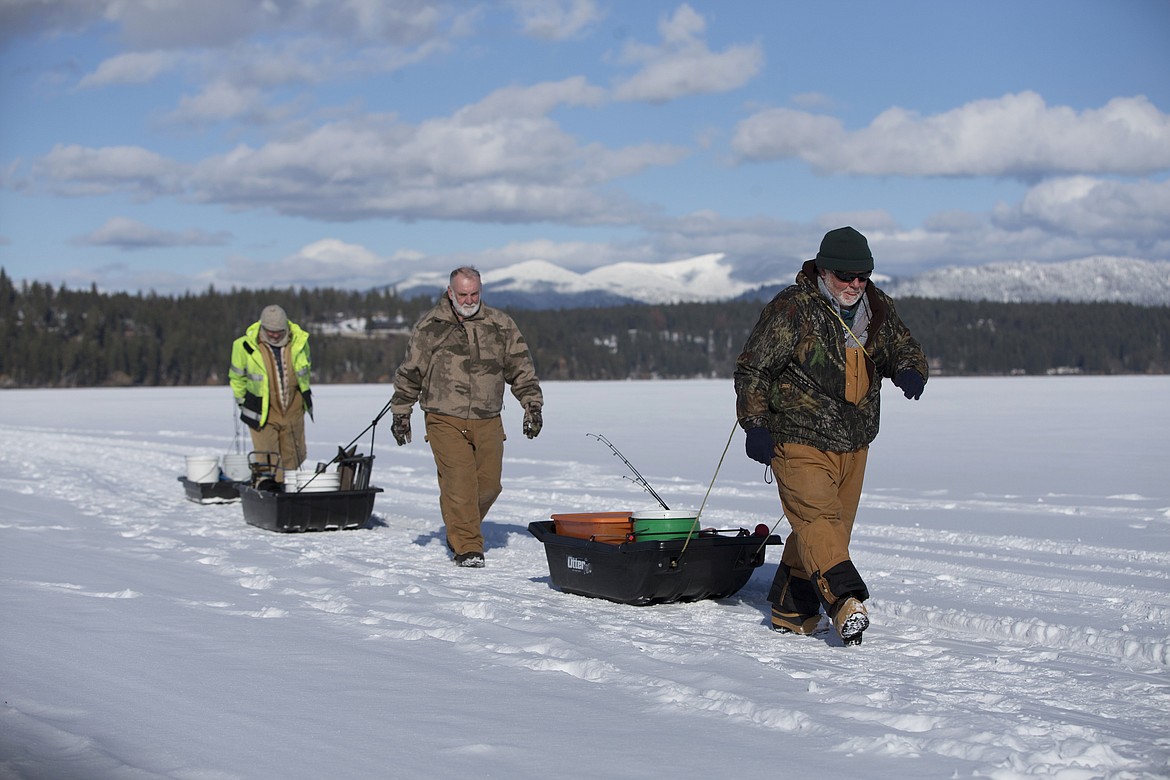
[523,405,543,439]
[744,427,774,465]
[391,413,412,446]
[893,369,925,400]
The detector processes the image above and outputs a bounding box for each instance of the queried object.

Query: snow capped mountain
[578,253,766,304]
[390,253,784,309]
[883,256,1170,306]
[389,254,1170,309]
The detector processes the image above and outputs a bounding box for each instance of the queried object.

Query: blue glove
[744,427,774,465]
[893,369,925,400]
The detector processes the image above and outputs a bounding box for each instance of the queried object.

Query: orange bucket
[551,512,633,545]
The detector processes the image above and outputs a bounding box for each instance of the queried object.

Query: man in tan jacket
[390,267,543,568]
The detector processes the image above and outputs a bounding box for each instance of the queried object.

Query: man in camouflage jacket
[390,267,544,568]
[735,227,927,645]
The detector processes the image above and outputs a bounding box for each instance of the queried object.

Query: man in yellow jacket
[229,304,313,483]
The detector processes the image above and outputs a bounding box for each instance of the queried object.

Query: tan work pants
[425,413,505,556]
[773,442,868,606]
[249,393,306,483]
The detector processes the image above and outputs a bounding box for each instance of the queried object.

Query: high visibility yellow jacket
[229,321,313,430]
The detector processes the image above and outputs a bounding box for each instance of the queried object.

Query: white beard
[449,295,480,319]
[833,287,863,308]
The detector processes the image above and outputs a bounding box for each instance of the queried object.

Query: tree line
[1,267,1167,389]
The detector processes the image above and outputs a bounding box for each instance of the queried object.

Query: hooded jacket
[229,320,313,430]
[735,260,927,452]
[390,298,543,420]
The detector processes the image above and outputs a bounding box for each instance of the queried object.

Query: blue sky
[1,0,1168,294]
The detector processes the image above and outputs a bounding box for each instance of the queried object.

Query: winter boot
[454,551,485,568]
[768,562,822,634]
[771,607,822,635]
[830,595,868,646]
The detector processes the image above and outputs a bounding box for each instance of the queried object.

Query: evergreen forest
[2,268,1167,389]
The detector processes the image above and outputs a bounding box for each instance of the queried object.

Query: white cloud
[77,51,183,88]
[465,76,607,120]
[306,0,448,45]
[16,0,462,141]
[34,144,186,197]
[167,81,265,123]
[282,238,395,283]
[73,217,230,249]
[0,0,104,45]
[611,4,762,103]
[732,92,1170,178]
[8,0,460,53]
[177,80,686,223]
[102,0,279,49]
[26,73,688,224]
[144,35,443,126]
[994,176,1170,239]
[213,238,422,290]
[163,80,304,126]
[509,0,603,40]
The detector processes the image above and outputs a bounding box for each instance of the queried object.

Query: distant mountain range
[390,254,1170,309]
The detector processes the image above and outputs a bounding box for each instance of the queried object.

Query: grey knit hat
[814,227,874,273]
[260,304,288,332]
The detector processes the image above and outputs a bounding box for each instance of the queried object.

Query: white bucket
[222,453,251,482]
[294,470,340,492]
[185,455,221,484]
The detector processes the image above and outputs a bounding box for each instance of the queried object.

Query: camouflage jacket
[390,298,543,420]
[734,260,928,452]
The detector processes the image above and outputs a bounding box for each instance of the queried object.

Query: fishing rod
[587,427,783,567]
[587,433,670,511]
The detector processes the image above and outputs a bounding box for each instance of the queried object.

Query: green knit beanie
[814,226,874,273]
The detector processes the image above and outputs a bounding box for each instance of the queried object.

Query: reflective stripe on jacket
[229,321,313,430]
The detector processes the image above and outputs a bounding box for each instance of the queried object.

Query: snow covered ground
[2,377,1168,779]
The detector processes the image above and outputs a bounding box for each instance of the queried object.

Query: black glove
[523,405,542,439]
[391,413,412,446]
[744,427,774,465]
[893,369,925,400]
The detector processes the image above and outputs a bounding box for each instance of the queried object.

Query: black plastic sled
[528,520,780,606]
[239,483,382,533]
[178,476,242,504]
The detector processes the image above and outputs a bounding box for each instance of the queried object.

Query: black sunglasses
[831,270,871,284]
